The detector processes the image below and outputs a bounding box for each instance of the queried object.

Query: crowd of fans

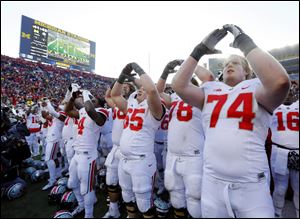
[1,55,115,106]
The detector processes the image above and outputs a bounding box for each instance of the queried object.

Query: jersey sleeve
[59,111,67,118]
[96,108,109,120]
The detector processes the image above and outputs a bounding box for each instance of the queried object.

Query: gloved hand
[70,83,81,99]
[63,86,72,103]
[71,83,80,92]
[124,72,137,82]
[161,59,184,80]
[82,90,94,103]
[190,28,228,61]
[117,63,133,84]
[130,62,146,76]
[223,24,257,56]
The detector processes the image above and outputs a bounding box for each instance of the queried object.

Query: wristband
[190,43,208,61]
[117,74,127,84]
[234,34,257,56]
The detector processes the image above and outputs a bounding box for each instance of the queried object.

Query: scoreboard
[19,15,96,72]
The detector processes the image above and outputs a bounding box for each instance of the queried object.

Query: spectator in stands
[1,55,114,107]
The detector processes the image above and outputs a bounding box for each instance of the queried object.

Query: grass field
[1,176,297,218]
[1,178,112,218]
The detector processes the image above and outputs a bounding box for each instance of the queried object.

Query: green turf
[1,178,111,218]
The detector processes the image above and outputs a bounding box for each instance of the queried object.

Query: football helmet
[59,191,78,211]
[56,177,69,187]
[6,183,27,200]
[96,168,106,190]
[48,185,67,205]
[23,158,34,167]
[32,160,41,169]
[37,161,47,170]
[53,210,73,218]
[23,167,37,181]
[154,197,171,218]
[31,170,46,182]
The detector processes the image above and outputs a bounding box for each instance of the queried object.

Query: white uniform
[45,111,66,161]
[154,111,168,168]
[99,108,113,152]
[45,111,67,185]
[62,116,78,164]
[165,93,204,217]
[118,93,163,213]
[68,107,108,217]
[68,108,108,192]
[72,108,108,152]
[105,107,126,186]
[154,112,169,194]
[26,113,41,156]
[200,78,274,217]
[39,118,49,157]
[269,100,299,217]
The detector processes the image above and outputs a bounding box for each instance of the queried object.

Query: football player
[111,62,165,218]
[172,24,290,217]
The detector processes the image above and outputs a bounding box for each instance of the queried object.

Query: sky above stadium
[1,1,299,83]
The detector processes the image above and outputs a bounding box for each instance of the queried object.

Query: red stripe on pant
[51,142,58,160]
[29,127,41,133]
[89,160,96,192]
[150,171,156,207]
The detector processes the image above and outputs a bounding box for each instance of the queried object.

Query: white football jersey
[101,108,113,135]
[201,78,271,182]
[270,100,299,149]
[112,107,126,146]
[168,93,205,156]
[41,120,49,138]
[46,111,67,142]
[119,95,163,156]
[62,116,78,141]
[155,112,169,143]
[26,113,41,133]
[73,107,108,152]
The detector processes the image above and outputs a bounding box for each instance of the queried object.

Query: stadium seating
[1,55,115,106]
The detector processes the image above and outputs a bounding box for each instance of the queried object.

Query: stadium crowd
[1,55,114,107]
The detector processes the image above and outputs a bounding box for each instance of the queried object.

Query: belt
[155,141,164,145]
[75,150,93,155]
[272,142,299,150]
[121,153,146,160]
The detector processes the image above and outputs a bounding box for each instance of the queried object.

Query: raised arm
[105,87,116,109]
[82,90,106,127]
[65,97,80,119]
[111,65,132,114]
[193,65,215,83]
[132,63,165,120]
[42,99,66,122]
[64,84,81,119]
[224,24,290,112]
[157,78,171,108]
[172,28,227,109]
[157,59,184,108]
[125,74,142,89]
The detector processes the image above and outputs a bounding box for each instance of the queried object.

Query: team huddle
[17,24,299,218]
